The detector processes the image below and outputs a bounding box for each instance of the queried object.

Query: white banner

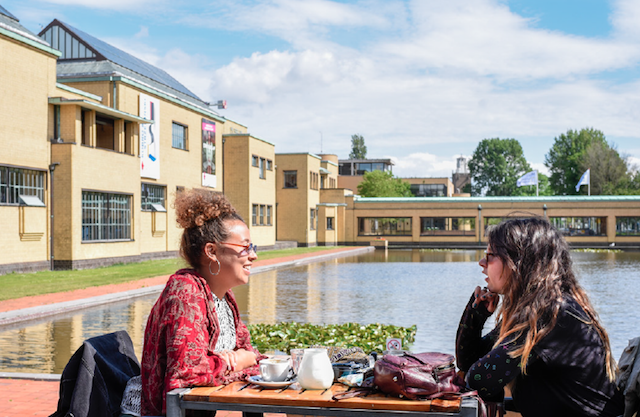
[139,93,160,179]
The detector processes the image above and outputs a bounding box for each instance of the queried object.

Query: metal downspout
[49,162,59,270]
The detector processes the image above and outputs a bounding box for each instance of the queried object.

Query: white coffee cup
[259,358,291,382]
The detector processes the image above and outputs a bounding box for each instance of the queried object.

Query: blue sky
[4,0,640,178]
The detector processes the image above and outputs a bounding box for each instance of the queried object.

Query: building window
[267,160,273,171]
[310,209,317,230]
[309,172,319,190]
[267,205,272,225]
[617,217,640,236]
[411,184,447,197]
[0,166,46,206]
[252,204,258,226]
[259,158,266,179]
[327,217,334,230]
[339,163,351,176]
[259,205,265,225]
[252,155,259,167]
[96,114,115,150]
[141,183,166,211]
[284,171,297,188]
[358,217,412,236]
[172,122,187,150]
[82,191,132,241]
[550,217,606,236]
[421,217,475,235]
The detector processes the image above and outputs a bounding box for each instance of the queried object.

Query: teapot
[296,348,334,389]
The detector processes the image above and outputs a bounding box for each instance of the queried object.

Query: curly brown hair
[175,189,244,269]
[488,217,616,380]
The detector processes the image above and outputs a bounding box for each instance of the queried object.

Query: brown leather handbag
[373,352,464,400]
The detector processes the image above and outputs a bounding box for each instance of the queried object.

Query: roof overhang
[319,167,331,174]
[48,97,151,124]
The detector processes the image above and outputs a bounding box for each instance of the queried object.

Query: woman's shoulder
[160,269,210,299]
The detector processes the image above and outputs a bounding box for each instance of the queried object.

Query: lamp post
[477,204,483,245]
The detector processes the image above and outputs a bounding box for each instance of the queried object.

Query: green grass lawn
[0,246,344,302]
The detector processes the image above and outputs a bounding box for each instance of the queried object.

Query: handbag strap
[331,387,375,401]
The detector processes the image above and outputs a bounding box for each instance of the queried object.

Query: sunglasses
[221,242,258,256]
[484,251,499,262]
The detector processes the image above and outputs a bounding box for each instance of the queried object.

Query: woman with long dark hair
[141,189,265,416]
[456,217,624,416]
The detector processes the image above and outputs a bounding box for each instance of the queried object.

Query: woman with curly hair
[141,189,265,416]
[456,217,624,417]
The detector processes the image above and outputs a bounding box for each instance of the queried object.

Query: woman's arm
[456,288,499,372]
[465,341,538,402]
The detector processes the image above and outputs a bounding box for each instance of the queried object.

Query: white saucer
[248,375,295,389]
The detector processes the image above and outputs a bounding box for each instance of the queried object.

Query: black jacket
[50,330,140,417]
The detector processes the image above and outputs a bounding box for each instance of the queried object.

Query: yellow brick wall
[223,135,276,247]
[275,154,321,245]
[0,34,58,268]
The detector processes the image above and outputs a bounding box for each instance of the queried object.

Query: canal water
[0,249,638,374]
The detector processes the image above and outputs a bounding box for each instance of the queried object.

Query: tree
[544,128,607,195]
[357,170,412,197]
[581,141,629,195]
[349,134,367,159]
[468,138,531,196]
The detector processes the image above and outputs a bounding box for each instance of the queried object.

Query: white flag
[576,169,590,192]
[517,170,538,187]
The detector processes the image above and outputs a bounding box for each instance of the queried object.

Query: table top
[181,381,463,413]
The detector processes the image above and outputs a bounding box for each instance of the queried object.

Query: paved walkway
[0,247,369,417]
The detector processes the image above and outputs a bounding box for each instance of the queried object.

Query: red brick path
[0,247,364,417]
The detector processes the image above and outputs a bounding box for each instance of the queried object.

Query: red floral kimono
[141,269,263,416]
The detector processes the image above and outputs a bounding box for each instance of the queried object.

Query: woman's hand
[472,286,499,314]
[218,349,257,372]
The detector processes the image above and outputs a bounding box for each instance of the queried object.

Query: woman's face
[215,220,257,288]
[479,245,510,294]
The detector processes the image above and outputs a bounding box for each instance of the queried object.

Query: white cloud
[134,26,149,38]
[390,153,464,178]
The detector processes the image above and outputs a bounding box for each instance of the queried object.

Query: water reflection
[1,249,638,374]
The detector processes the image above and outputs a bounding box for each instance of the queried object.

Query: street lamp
[477,205,483,245]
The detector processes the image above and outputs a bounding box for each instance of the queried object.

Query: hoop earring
[209,259,221,276]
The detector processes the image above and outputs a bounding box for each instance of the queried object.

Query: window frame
[267,205,272,226]
[327,216,334,230]
[252,155,259,167]
[81,191,132,242]
[617,217,640,236]
[252,204,258,226]
[310,208,316,230]
[172,121,188,150]
[420,217,476,236]
[0,165,46,206]
[141,183,166,211]
[259,158,266,179]
[284,170,298,188]
[357,217,412,236]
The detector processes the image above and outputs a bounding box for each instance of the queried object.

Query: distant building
[452,156,471,194]
[337,158,393,192]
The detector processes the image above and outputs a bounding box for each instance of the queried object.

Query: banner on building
[202,118,216,188]
[139,93,160,179]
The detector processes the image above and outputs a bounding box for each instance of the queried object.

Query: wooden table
[166,381,479,417]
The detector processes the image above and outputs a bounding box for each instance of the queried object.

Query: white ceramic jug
[296,348,334,389]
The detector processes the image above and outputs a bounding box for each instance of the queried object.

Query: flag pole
[536,170,539,197]
[588,168,591,196]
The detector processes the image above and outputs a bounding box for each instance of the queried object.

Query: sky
[4,0,640,178]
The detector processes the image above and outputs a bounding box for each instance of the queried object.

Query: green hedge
[247,322,417,354]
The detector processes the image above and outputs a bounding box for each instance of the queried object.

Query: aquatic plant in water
[247,322,417,354]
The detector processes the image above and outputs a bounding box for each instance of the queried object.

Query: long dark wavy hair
[174,189,244,269]
[488,216,615,380]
